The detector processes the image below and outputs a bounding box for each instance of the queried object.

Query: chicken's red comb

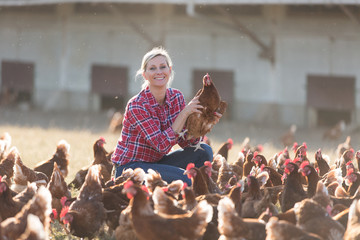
[302,142,307,149]
[60,196,67,207]
[292,142,298,151]
[300,161,309,169]
[350,148,355,153]
[293,157,301,163]
[253,151,258,158]
[227,138,233,147]
[346,161,353,166]
[204,161,212,168]
[347,168,354,176]
[186,163,195,171]
[141,185,149,194]
[162,187,169,192]
[182,182,188,190]
[260,164,266,171]
[284,159,291,166]
[124,180,134,190]
[257,144,264,152]
[0,176,2,182]
[60,206,69,219]
[277,151,283,157]
[52,209,58,219]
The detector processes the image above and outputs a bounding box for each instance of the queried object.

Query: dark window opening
[100,95,125,111]
[317,109,351,127]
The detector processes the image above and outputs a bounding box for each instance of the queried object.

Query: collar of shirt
[144,86,171,108]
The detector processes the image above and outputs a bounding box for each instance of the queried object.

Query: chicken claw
[178,129,188,140]
[192,137,205,152]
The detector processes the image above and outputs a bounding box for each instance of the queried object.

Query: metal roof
[1,0,360,6]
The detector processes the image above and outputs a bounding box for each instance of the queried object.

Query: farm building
[0,0,360,128]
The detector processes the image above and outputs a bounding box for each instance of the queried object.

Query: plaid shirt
[111,87,199,166]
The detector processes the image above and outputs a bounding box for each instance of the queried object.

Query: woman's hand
[182,96,203,117]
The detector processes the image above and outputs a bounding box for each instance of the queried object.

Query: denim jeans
[114,143,213,186]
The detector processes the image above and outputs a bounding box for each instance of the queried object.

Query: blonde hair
[136,46,175,89]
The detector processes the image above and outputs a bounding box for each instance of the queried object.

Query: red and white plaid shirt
[111,87,199,166]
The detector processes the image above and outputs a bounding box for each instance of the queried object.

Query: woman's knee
[200,143,213,162]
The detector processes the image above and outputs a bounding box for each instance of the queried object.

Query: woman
[111,46,221,185]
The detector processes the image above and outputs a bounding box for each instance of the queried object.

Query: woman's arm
[171,95,203,134]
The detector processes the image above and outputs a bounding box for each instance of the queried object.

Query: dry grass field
[1,107,359,239]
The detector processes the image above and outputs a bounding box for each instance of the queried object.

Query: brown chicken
[314,148,330,177]
[47,162,71,221]
[280,160,307,212]
[152,186,188,215]
[336,136,352,159]
[34,140,70,180]
[266,216,323,240]
[184,163,209,196]
[108,110,123,133]
[0,146,17,185]
[68,137,112,189]
[217,196,266,240]
[0,132,11,160]
[18,213,49,240]
[335,148,354,177]
[344,168,360,196]
[144,168,168,194]
[199,161,223,194]
[323,120,346,140]
[12,152,49,193]
[299,161,320,198]
[182,73,227,151]
[60,165,106,238]
[344,199,360,240]
[0,176,25,220]
[214,138,233,160]
[294,198,345,240]
[123,180,213,240]
[280,124,297,147]
[1,186,52,240]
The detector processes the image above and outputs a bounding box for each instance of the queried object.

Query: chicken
[0,132,11,160]
[217,196,267,240]
[214,138,233,160]
[115,204,138,240]
[1,186,52,240]
[123,180,213,240]
[0,146,17,185]
[344,168,360,196]
[217,155,240,192]
[299,161,320,198]
[60,165,106,238]
[144,168,168,194]
[152,186,187,215]
[181,73,227,151]
[314,148,330,177]
[343,199,360,240]
[265,216,323,240]
[34,139,70,179]
[47,162,71,220]
[184,163,209,196]
[336,136,352,159]
[199,161,223,194]
[280,160,307,212]
[243,150,255,178]
[294,198,345,240]
[0,176,25,220]
[323,120,346,140]
[178,183,198,211]
[335,148,354,177]
[108,110,124,133]
[280,124,297,147]
[12,151,49,193]
[68,137,112,189]
[18,214,49,240]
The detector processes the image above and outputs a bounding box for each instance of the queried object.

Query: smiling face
[143,55,171,90]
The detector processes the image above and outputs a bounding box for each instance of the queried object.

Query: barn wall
[0,4,359,126]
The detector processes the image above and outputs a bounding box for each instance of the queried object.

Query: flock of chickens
[0,128,360,240]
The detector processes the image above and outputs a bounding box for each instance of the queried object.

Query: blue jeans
[114,143,213,186]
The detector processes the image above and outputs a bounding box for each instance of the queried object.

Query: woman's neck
[149,86,166,105]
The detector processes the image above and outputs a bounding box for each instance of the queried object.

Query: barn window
[0,61,34,106]
[192,70,234,120]
[306,75,355,127]
[91,64,128,111]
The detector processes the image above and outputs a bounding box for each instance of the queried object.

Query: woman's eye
[149,67,156,71]
[160,66,166,69]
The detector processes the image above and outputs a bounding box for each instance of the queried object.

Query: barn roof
[0,0,360,6]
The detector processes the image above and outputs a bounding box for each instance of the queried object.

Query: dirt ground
[1,107,359,163]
